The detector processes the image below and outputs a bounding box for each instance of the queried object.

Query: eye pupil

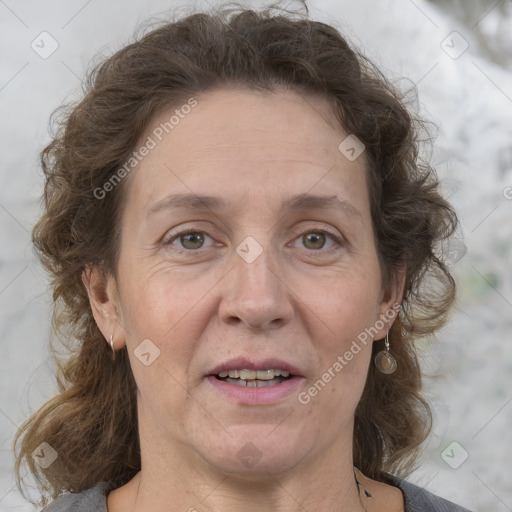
[303,232,325,250]
[172,230,334,252]
[181,232,204,249]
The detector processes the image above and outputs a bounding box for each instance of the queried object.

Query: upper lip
[208,357,303,377]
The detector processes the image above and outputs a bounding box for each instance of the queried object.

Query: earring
[110,334,116,361]
[375,333,397,374]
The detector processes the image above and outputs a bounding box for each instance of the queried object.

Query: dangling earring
[110,334,116,362]
[375,332,396,374]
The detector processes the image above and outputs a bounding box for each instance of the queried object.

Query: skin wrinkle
[86,88,404,512]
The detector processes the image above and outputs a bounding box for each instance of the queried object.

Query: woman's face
[98,88,401,476]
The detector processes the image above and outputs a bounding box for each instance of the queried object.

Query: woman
[14,5,471,512]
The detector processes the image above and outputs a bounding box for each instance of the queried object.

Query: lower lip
[206,376,305,405]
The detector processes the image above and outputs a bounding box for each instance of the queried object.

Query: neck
[120,435,366,512]
[130,466,366,512]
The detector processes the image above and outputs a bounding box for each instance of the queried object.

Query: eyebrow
[147,192,362,220]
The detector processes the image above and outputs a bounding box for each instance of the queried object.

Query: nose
[218,244,294,331]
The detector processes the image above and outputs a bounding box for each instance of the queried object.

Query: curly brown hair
[14,4,458,505]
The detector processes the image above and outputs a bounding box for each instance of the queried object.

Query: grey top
[40,475,473,511]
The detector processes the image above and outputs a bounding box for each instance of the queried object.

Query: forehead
[163,87,343,158]
[124,87,369,216]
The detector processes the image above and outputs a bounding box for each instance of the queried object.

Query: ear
[82,264,127,350]
[374,264,406,339]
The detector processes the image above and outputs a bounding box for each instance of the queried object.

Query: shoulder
[387,475,473,512]
[39,482,109,512]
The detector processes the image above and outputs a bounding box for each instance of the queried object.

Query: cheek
[117,266,208,407]
[117,259,208,338]
[300,272,381,397]
[306,272,381,338]
[305,299,374,417]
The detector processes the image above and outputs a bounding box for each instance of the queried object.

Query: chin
[197,428,308,477]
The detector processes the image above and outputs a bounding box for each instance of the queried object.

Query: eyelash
[164,228,344,254]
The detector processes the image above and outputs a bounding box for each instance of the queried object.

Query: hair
[14,3,458,505]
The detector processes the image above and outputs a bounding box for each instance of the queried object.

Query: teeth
[220,369,290,380]
[225,377,285,387]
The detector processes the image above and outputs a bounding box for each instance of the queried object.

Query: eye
[163,228,343,253]
[165,230,215,251]
[292,230,342,251]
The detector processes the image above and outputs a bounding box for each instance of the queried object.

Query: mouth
[214,368,292,388]
[206,358,304,404]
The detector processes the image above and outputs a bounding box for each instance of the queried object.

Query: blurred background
[0,0,511,510]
